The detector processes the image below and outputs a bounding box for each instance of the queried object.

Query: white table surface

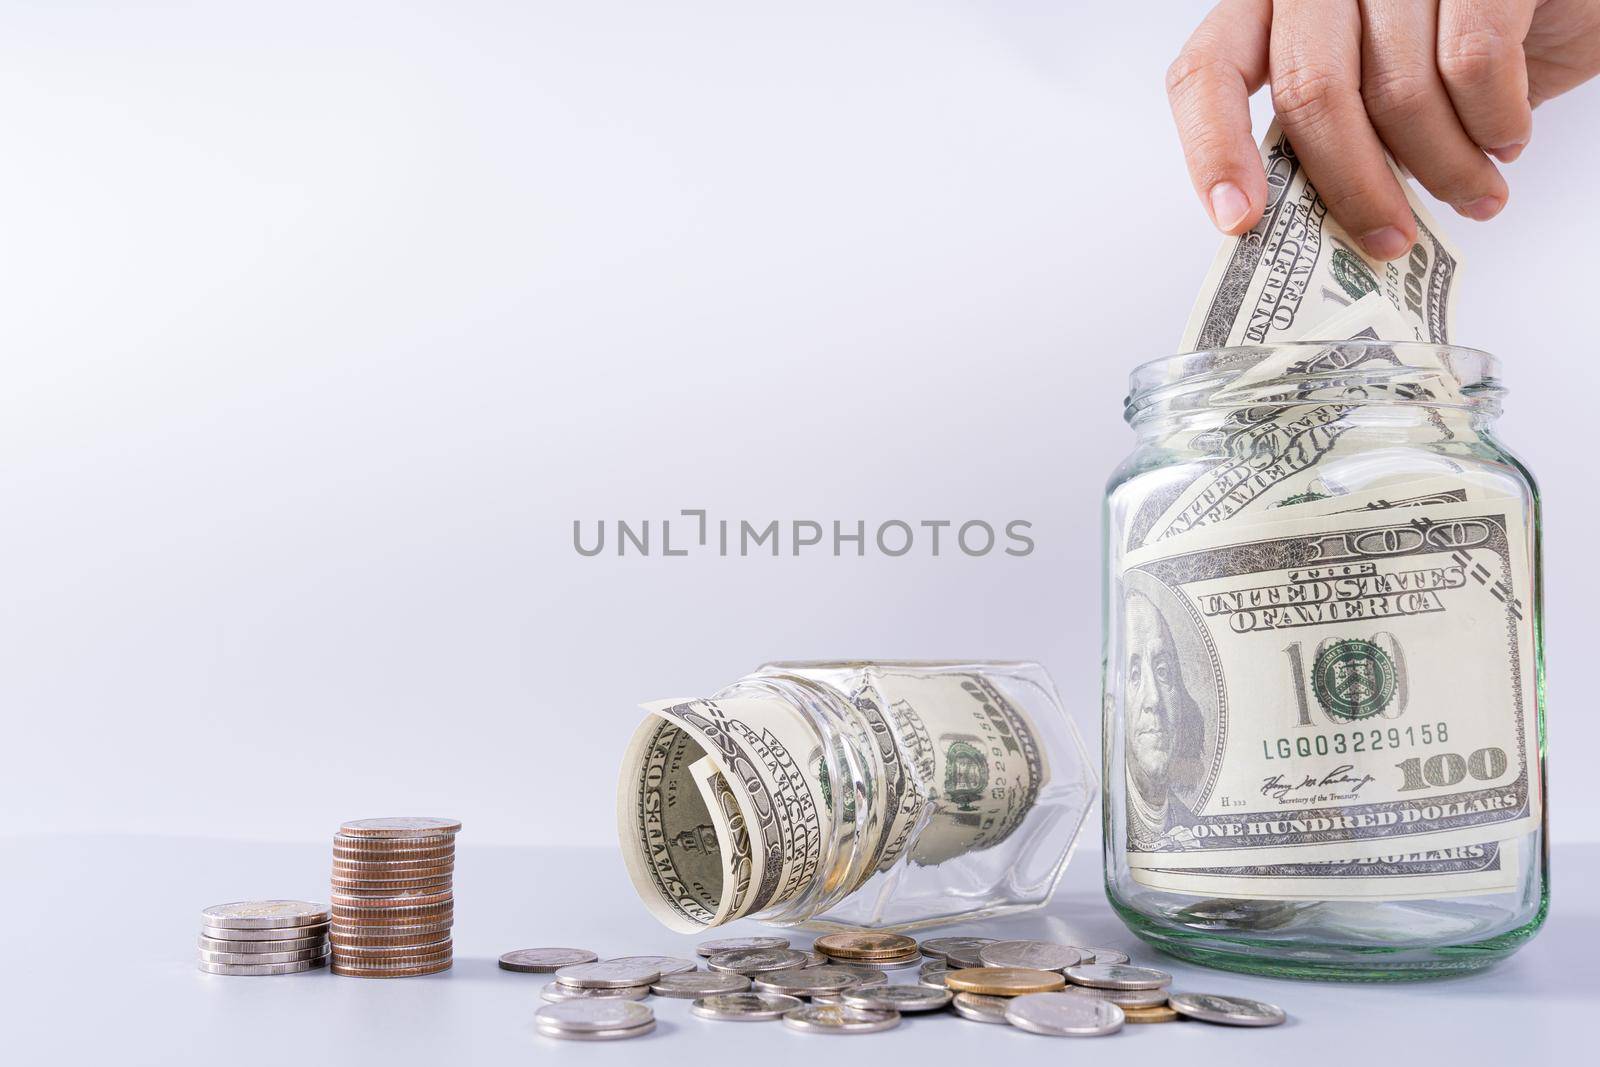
[7,834,1588,1065]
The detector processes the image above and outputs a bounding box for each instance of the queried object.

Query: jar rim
[1125,341,1502,424]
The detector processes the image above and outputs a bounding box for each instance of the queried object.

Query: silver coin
[1064,963,1171,990]
[498,947,598,973]
[951,992,1011,1024]
[540,982,650,1003]
[872,951,927,968]
[842,985,952,1012]
[554,960,662,989]
[942,944,988,969]
[200,901,328,930]
[696,936,790,957]
[536,1021,654,1041]
[691,992,804,1020]
[1081,947,1130,965]
[197,957,328,976]
[799,949,828,967]
[339,817,462,837]
[200,923,329,942]
[535,1000,654,1033]
[809,991,846,1006]
[1167,992,1286,1027]
[606,955,697,977]
[198,946,329,966]
[781,1003,900,1035]
[978,940,1084,972]
[1005,992,1126,1036]
[706,948,812,975]
[800,964,887,988]
[918,971,948,990]
[753,968,857,996]
[1062,985,1169,1008]
[920,937,996,961]
[198,934,325,953]
[651,971,751,998]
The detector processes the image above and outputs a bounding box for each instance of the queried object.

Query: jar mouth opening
[1124,341,1503,424]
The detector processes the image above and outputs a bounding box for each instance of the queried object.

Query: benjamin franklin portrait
[1121,571,1222,852]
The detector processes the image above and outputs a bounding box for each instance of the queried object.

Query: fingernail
[1359,226,1411,260]
[1454,195,1504,222]
[1486,142,1526,164]
[1208,182,1251,232]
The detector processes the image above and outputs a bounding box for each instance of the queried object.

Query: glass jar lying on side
[1102,341,1547,980]
[618,660,1095,932]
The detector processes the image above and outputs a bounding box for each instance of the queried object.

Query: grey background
[1,0,1591,853]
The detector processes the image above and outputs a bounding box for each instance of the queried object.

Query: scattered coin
[797,964,887,989]
[753,968,858,996]
[782,1004,900,1035]
[706,948,812,975]
[1167,992,1286,1027]
[951,992,1012,1024]
[606,955,698,977]
[1123,1004,1181,1024]
[977,940,1083,972]
[339,817,463,837]
[690,992,804,1021]
[920,937,996,961]
[1006,992,1125,1036]
[555,960,662,989]
[541,983,650,1003]
[941,944,989,969]
[944,967,1066,996]
[499,948,599,973]
[696,936,790,957]
[918,971,948,990]
[197,958,328,976]
[842,985,952,1012]
[1064,963,1171,990]
[535,1000,655,1041]
[651,972,752,998]
[1081,947,1130,965]
[813,932,918,961]
[1062,986,1169,1008]
[201,901,328,930]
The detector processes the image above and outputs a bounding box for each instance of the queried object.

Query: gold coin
[943,967,1067,996]
[331,937,451,959]
[813,932,919,961]
[330,903,454,924]
[1122,1004,1181,1024]
[329,924,452,947]
[331,958,453,978]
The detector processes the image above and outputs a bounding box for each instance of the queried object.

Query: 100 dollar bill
[1118,496,1539,870]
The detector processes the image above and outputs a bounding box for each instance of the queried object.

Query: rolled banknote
[617,665,1060,932]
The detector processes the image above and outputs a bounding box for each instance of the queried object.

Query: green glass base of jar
[1109,891,1549,982]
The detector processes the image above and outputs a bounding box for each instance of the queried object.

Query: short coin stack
[197,900,329,975]
[329,817,460,978]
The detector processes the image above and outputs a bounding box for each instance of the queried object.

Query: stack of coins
[812,932,922,969]
[197,900,329,975]
[329,817,460,978]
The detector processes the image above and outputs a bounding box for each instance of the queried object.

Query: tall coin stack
[198,900,329,975]
[329,817,461,978]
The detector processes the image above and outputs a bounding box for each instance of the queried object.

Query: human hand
[1167,0,1600,258]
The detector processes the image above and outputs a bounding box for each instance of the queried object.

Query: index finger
[1166,0,1273,234]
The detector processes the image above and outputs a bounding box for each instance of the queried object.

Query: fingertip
[1208,181,1256,234]
[1453,194,1505,222]
[1358,225,1413,261]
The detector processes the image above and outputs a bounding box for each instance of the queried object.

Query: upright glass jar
[1101,341,1547,980]
[618,660,1095,932]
